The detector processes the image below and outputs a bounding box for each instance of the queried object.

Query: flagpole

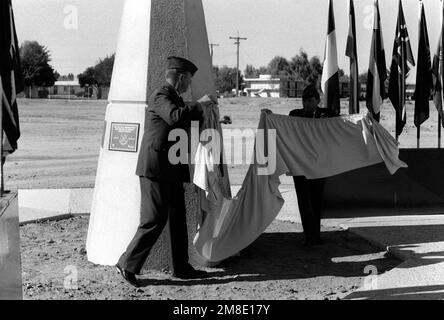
[417,0,420,150]
[438,0,444,149]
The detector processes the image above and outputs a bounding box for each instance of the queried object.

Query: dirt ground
[20,216,400,300]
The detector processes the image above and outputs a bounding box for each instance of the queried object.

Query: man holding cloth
[116,56,216,287]
[289,85,335,246]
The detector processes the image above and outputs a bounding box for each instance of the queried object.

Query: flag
[433,2,444,127]
[366,0,387,122]
[0,0,23,157]
[321,0,340,116]
[388,0,415,137]
[345,0,359,114]
[414,1,432,128]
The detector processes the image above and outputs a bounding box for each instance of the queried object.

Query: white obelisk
[86,0,151,265]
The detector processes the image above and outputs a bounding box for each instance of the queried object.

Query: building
[406,81,416,101]
[48,80,84,99]
[243,74,280,98]
[243,74,304,98]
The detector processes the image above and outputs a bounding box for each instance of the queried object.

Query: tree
[214,66,243,94]
[359,72,368,84]
[290,49,311,81]
[244,64,258,78]
[78,54,115,99]
[20,41,57,88]
[244,64,270,78]
[307,56,323,85]
[58,73,75,81]
[267,56,291,77]
[338,68,350,82]
[289,49,323,86]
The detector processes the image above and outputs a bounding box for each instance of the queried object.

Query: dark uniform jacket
[289,107,336,119]
[135,83,202,182]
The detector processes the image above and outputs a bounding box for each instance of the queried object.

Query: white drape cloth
[193,112,407,262]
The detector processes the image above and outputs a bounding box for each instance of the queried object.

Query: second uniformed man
[289,84,335,246]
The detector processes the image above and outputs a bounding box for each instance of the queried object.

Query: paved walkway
[340,217,444,300]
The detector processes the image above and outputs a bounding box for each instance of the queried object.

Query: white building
[243,74,303,98]
[243,75,282,98]
[48,80,84,99]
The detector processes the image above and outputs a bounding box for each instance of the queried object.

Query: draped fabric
[193,112,407,262]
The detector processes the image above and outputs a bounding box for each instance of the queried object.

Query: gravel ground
[20,216,400,300]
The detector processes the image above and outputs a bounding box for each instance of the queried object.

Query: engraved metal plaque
[109,122,140,153]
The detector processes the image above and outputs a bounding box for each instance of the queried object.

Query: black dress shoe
[115,265,140,287]
[173,265,209,279]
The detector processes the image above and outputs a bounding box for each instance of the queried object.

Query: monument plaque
[109,122,140,153]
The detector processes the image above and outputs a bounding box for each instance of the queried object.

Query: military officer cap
[166,56,198,76]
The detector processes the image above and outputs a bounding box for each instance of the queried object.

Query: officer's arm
[154,92,197,127]
[185,101,204,121]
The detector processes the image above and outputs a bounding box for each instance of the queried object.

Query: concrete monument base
[0,191,22,300]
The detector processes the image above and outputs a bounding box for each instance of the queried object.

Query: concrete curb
[347,228,411,262]
[18,188,93,224]
[17,186,301,225]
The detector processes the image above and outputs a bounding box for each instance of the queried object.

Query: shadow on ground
[138,221,401,287]
[345,285,444,300]
[21,217,402,299]
[350,224,444,267]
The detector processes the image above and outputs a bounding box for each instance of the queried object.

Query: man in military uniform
[116,56,217,287]
[262,84,335,246]
[289,85,335,246]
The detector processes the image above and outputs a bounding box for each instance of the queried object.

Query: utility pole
[229,34,247,96]
[209,43,219,63]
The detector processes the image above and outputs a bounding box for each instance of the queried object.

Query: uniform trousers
[293,176,326,241]
[117,177,189,274]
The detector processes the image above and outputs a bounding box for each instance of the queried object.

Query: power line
[229,33,247,96]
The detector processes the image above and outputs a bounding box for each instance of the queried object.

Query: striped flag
[0,0,23,157]
[345,0,359,114]
[366,0,387,122]
[388,0,415,138]
[414,1,432,128]
[321,0,340,116]
[433,2,444,128]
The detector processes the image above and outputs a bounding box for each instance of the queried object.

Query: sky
[12,0,444,79]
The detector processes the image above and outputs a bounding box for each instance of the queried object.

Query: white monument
[86,0,229,269]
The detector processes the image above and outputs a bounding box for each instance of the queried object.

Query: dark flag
[433,4,444,128]
[345,0,359,114]
[414,1,432,128]
[0,0,23,157]
[366,0,387,122]
[321,0,340,116]
[388,0,415,138]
